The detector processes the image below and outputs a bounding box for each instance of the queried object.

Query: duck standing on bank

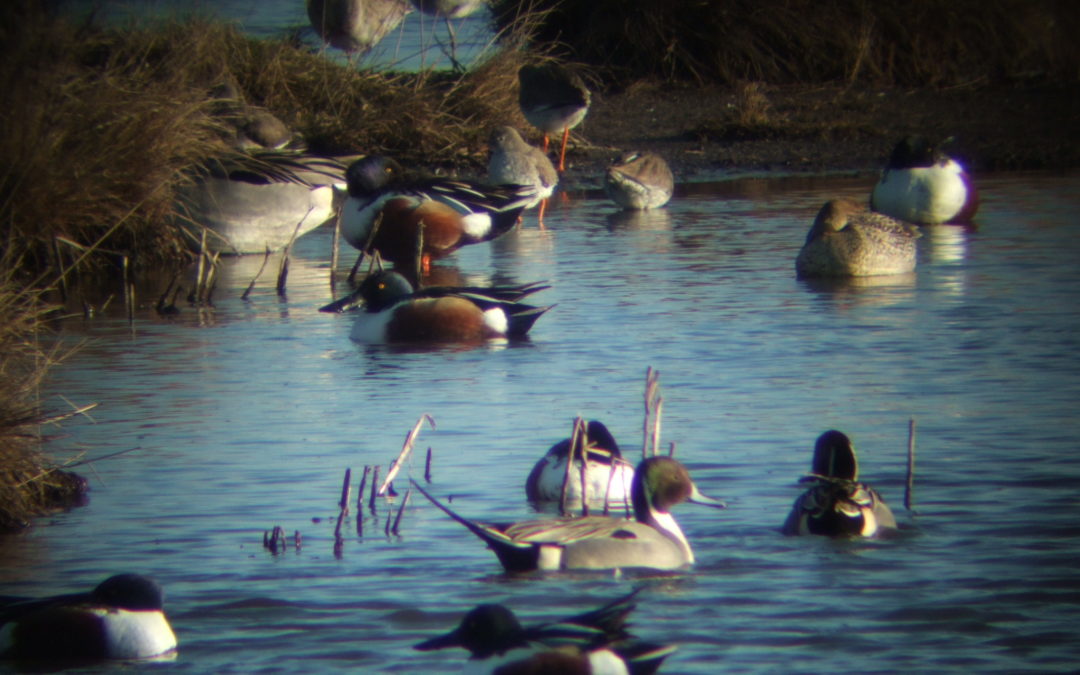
[339,155,536,271]
[412,456,724,571]
[795,198,921,277]
[781,430,897,538]
[870,136,979,225]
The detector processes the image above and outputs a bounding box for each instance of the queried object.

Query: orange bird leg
[557,126,571,172]
[542,134,551,153]
[537,197,548,229]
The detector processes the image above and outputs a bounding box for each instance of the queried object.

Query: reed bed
[491,0,1077,86]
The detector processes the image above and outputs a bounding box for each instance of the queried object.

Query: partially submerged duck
[412,456,725,571]
[347,270,552,343]
[781,430,897,538]
[795,198,920,277]
[415,589,676,675]
[870,136,979,225]
[524,420,635,508]
[0,574,177,661]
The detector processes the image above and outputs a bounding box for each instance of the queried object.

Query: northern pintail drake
[604,152,674,210]
[870,136,979,225]
[415,590,676,675]
[412,456,725,571]
[339,155,536,269]
[488,126,558,226]
[525,420,635,508]
[795,198,921,277]
[176,150,348,255]
[307,0,413,54]
[518,64,591,172]
[781,430,898,538]
[0,574,177,661]
[348,270,551,343]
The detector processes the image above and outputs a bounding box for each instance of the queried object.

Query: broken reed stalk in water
[424,447,433,482]
[561,416,583,515]
[414,220,426,284]
[349,212,385,285]
[905,418,916,511]
[330,208,341,287]
[390,488,410,535]
[378,414,436,496]
[642,366,661,458]
[368,465,380,513]
[277,208,312,297]
[242,247,273,301]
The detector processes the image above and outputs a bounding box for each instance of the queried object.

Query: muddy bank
[554,82,1078,186]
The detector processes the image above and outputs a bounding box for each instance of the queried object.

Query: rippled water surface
[3,173,1079,673]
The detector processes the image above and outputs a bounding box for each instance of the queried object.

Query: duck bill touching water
[412,456,725,571]
[870,135,979,225]
[524,420,635,508]
[0,574,177,661]
[414,589,677,675]
[604,152,674,211]
[339,155,536,271]
[782,430,897,538]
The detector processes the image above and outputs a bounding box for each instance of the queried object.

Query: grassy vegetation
[491,0,1078,87]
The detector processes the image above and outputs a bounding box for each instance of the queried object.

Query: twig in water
[905,418,917,511]
[277,208,312,297]
[357,466,371,511]
[378,414,436,496]
[424,447,433,482]
[368,465,380,513]
[338,468,352,519]
[414,220,426,284]
[651,397,663,457]
[642,367,661,458]
[242,248,273,301]
[391,488,411,535]
[561,417,584,516]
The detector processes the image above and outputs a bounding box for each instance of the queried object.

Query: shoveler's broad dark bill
[0,574,177,661]
[782,430,898,538]
[348,270,552,343]
[518,63,591,172]
[412,456,725,572]
[415,589,677,675]
[796,198,921,277]
[524,420,635,507]
[871,136,979,225]
[604,151,674,211]
[339,155,537,269]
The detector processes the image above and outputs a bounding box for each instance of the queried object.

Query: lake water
[3,171,1079,673]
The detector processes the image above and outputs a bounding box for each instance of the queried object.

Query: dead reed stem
[378,414,436,496]
[242,248,272,300]
[905,418,916,511]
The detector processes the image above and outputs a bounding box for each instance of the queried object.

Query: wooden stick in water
[357,466,370,511]
[331,208,341,287]
[642,367,660,458]
[579,422,590,517]
[651,397,663,457]
[905,418,916,511]
[378,414,436,496]
[242,247,272,301]
[391,488,411,535]
[561,417,583,515]
[194,229,206,302]
[414,220,426,285]
[368,465,380,513]
[424,447,433,483]
[338,468,352,518]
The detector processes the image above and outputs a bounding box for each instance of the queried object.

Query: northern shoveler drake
[518,64,591,172]
[781,430,898,538]
[175,150,348,255]
[412,456,725,571]
[0,574,177,661]
[307,0,413,54]
[524,420,635,508]
[339,155,536,269]
[870,136,979,225]
[795,198,921,277]
[488,126,558,227]
[415,589,677,675]
[348,270,552,343]
[604,152,674,210]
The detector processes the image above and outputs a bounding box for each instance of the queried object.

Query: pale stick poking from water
[378,414,436,495]
[642,366,663,458]
[559,416,585,516]
[276,208,313,297]
[905,418,917,511]
[334,467,352,556]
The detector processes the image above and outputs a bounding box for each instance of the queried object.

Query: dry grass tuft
[491,0,1078,87]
